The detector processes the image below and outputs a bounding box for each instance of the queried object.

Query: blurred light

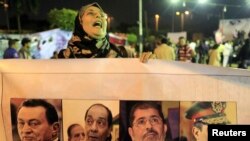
[155,14,160,19]
[223,6,227,12]
[0,1,8,9]
[185,11,190,15]
[4,3,8,8]
[183,1,186,7]
[155,14,160,32]
[246,0,250,6]
[176,11,180,16]
[198,0,208,4]
[170,0,180,4]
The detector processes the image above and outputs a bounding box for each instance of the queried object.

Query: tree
[9,0,40,33]
[127,33,137,44]
[48,8,77,31]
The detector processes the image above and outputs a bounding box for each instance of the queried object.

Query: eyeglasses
[133,116,163,128]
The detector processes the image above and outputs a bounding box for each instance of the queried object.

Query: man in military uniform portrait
[180,101,237,141]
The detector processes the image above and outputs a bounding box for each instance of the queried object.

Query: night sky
[1,0,250,36]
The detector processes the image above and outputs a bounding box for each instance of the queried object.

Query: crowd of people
[3,33,250,69]
[3,32,250,70]
[3,37,33,59]
[2,1,250,69]
[143,32,250,69]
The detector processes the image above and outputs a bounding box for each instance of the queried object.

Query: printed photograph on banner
[179,101,237,141]
[62,100,119,141]
[119,100,180,141]
[10,98,62,141]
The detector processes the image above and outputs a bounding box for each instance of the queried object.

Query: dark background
[0,0,250,37]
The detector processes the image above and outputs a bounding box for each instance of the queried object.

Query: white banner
[167,32,187,44]
[0,59,250,141]
[219,18,250,41]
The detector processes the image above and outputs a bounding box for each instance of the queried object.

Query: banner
[219,18,250,41]
[167,32,187,44]
[1,59,250,141]
[0,29,72,59]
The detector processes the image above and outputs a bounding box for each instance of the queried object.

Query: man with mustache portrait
[128,101,167,141]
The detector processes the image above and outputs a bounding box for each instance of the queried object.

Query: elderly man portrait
[15,99,60,141]
[84,103,113,141]
[67,123,85,141]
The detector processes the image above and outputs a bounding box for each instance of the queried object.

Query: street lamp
[176,10,190,31]
[222,5,227,19]
[170,0,180,32]
[0,1,8,8]
[107,16,113,31]
[155,14,160,32]
[0,0,10,31]
[139,0,143,55]
[184,11,190,15]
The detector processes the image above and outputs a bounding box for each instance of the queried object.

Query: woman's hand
[140,52,156,63]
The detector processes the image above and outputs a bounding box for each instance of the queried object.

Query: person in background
[195,39,209,64]
[238,32,250,69]
[19,37,32,59]
[222,41,233,67]
[208,43,224,67]
[154,35,175,61]
[32,40,42,59]
[67,123,85,141]
[177,37,196,62]
[124,34,139,58]
[143,35,156,53]
[51,51,59,59]
[3,38,19,59]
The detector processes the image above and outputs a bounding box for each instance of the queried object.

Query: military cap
[185,102,230,124]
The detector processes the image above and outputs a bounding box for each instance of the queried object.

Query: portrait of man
[120,101,181,141]
[67,123,85,141]
[12,98,61,141]
[126,101,167,141]
[62,100,119,141]
[84,103,113,141]
[180,101,237,141]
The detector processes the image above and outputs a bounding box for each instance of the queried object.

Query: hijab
[65,3,112,58]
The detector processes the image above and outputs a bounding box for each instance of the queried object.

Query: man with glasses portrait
[128,101,167,141]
